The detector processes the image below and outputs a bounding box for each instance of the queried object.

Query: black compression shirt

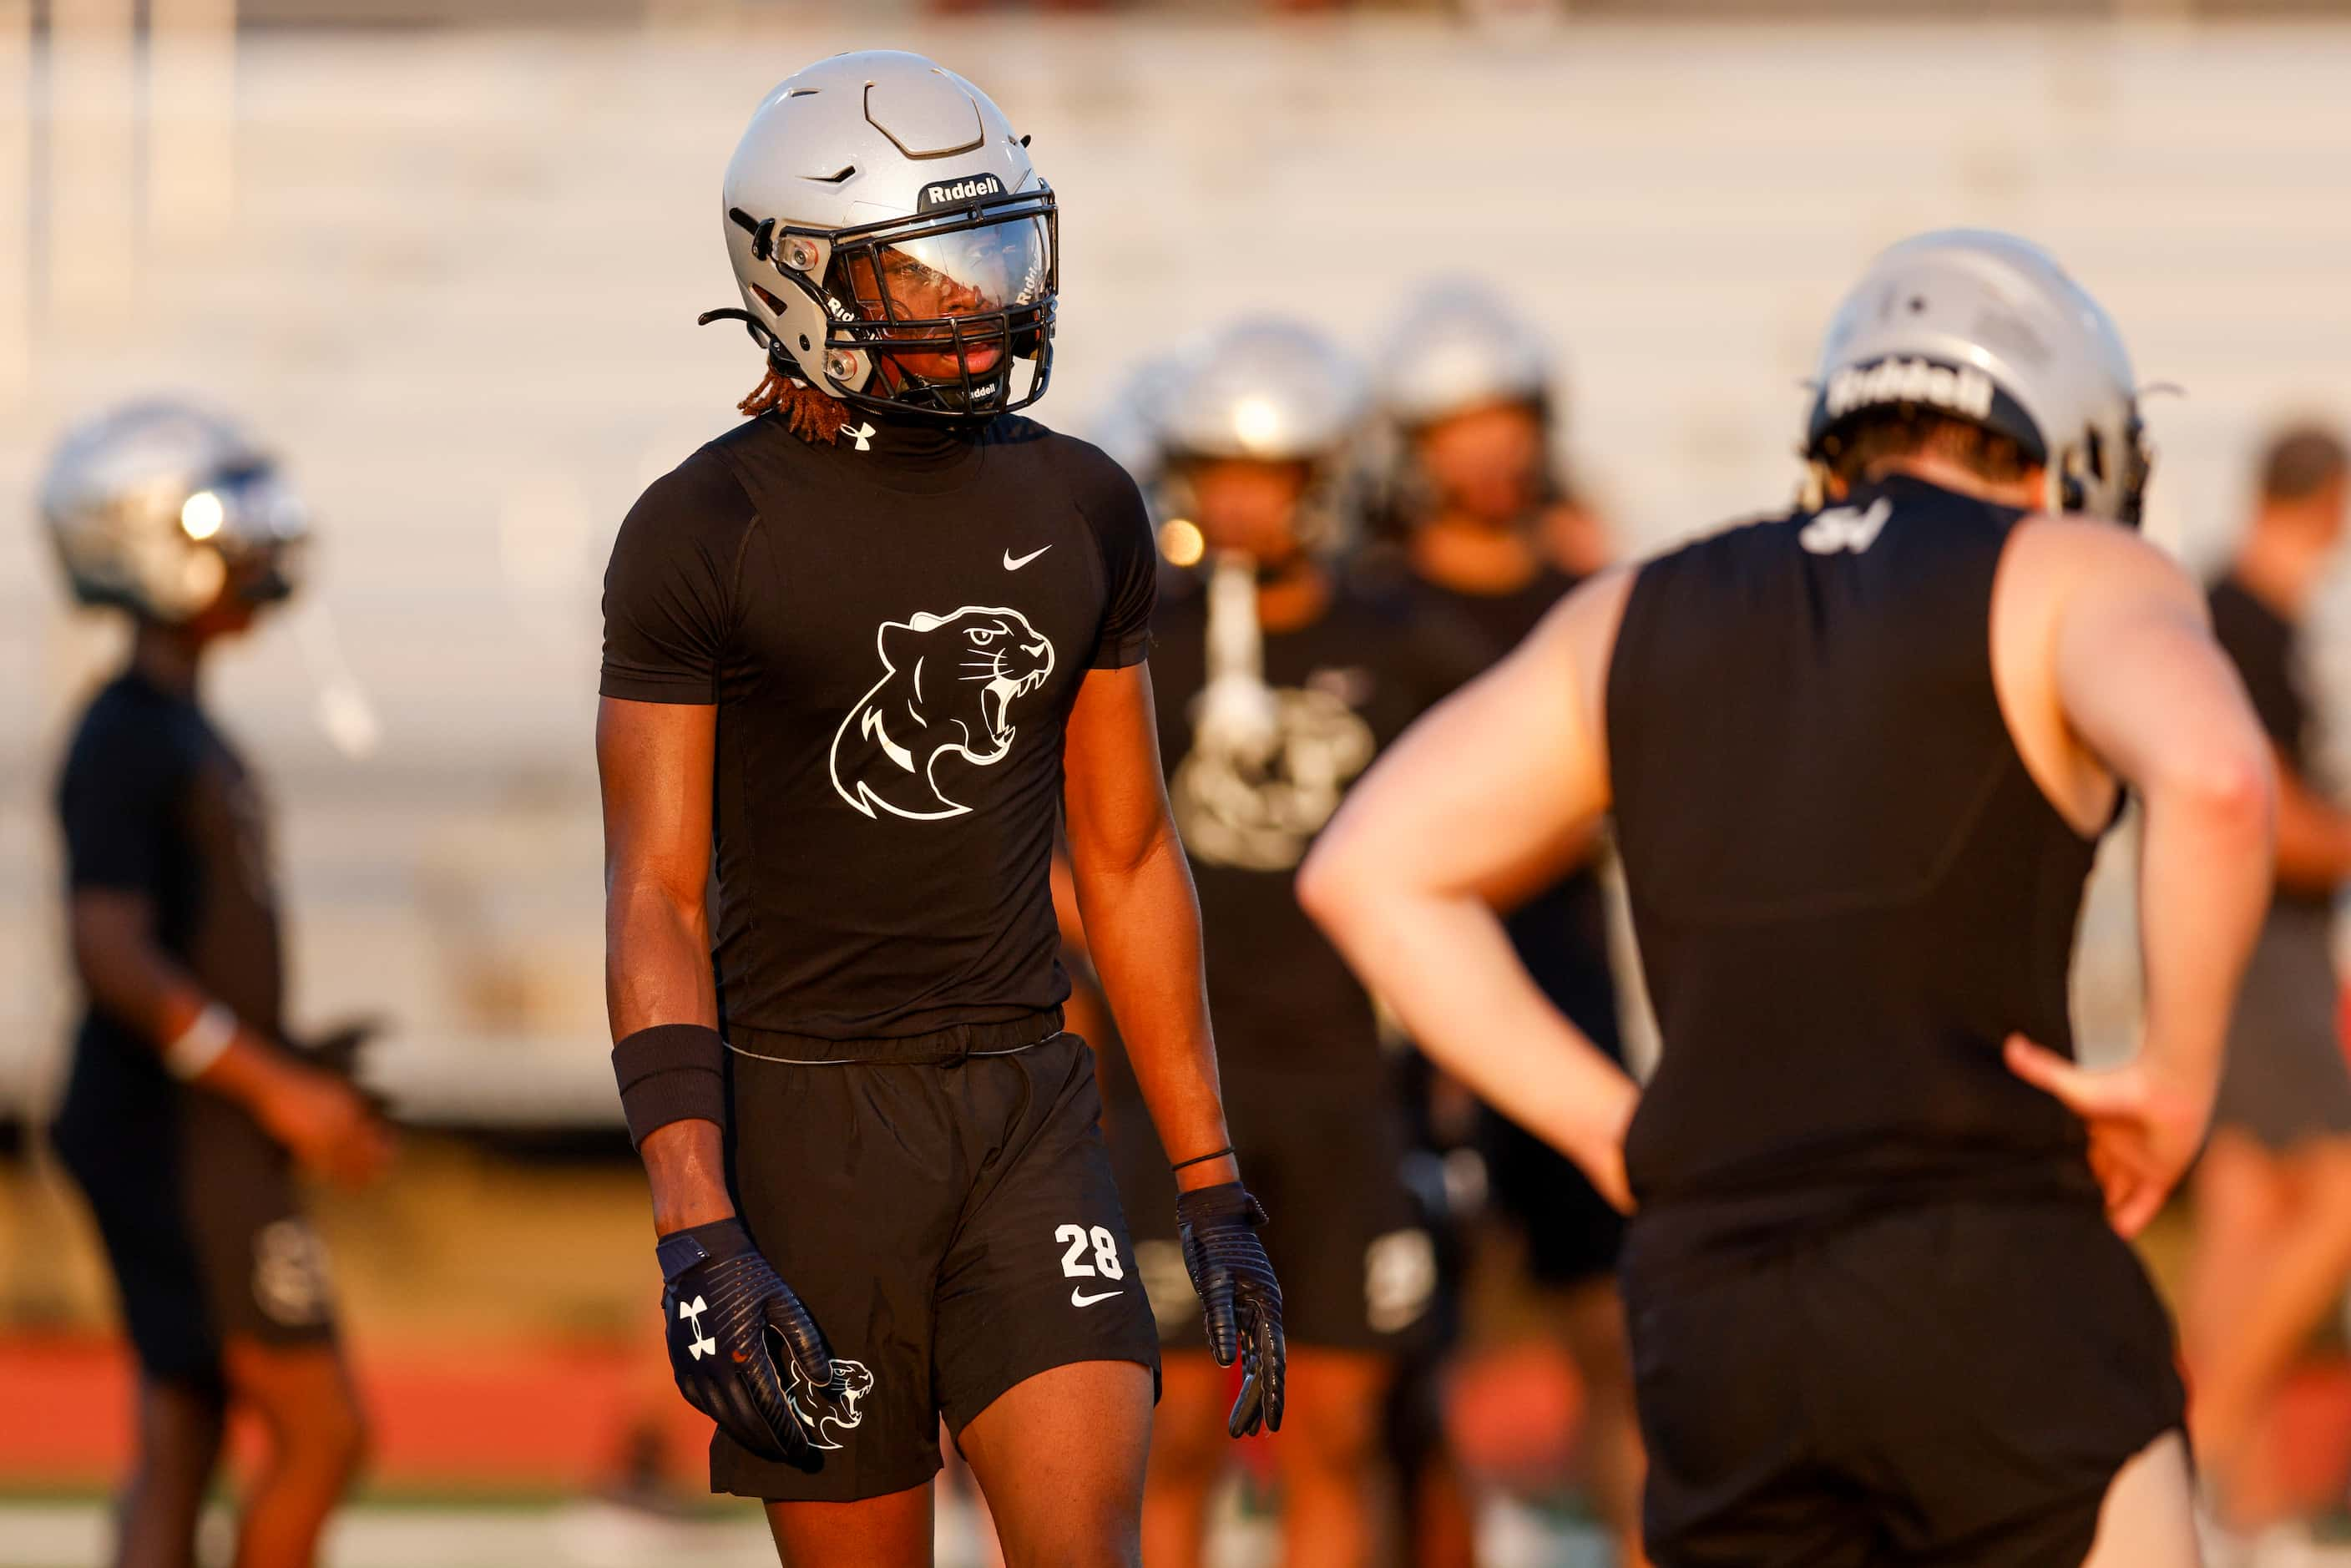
[1410,565,1623,1055]
[600,411,1156,1055]
[53,671,285,1124]
[1605,477,2103,1248]
[1150,574,1487,1075]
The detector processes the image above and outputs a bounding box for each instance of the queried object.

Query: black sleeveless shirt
[1605,477,2102,1247]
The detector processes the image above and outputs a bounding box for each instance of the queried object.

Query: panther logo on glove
[786,1355,877,1450]
[829,606,1056,822]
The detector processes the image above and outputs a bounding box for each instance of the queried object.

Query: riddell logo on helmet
[918,174,1005,210]
[1825,359,1996,423]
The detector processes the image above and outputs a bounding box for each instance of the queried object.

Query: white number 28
[1055,1222,1125,1281]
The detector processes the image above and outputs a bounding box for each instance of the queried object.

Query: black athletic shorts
[716,1030,1160,1503]
[52,1066,338,1389]
[1112,1065,1437,1355]
[1622,1196,2186,1567]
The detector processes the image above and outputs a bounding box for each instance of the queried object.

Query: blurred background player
[1370,279,1647,1567]
[1307,230,2278,1565]
[40,402,392,1568]
[1093,317,1480,1568]
[2186,423,2351,1544]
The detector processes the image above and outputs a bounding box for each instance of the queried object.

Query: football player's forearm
[2136,751,2277,1095]
[606,875,731,1230]
[640,1118,735,1234]
[1074,832,1236,1191]
[1312,871,1636,1193]
[604,875,716,1038]
[71,895,202,1046]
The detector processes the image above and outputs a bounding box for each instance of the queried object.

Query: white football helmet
[1803,230,2150,524]
[1374,278,1551,429]
[41,401,307,623]
[710,50,1055,422]
[1155,318,1368,559]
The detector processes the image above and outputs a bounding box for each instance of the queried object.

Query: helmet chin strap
[697,306,786,360]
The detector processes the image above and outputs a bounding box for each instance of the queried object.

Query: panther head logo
[829,605,1057,821]
[786,1355,876,1451]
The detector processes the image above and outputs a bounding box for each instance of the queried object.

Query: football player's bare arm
[1300,569,1641,1212]
[1994,519,2278,1236]
[598,695,732,1234]
[1060,662,1236,1193]
[72,889,388,1185]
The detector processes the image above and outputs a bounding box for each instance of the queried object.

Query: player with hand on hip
[1305,231,2276,1567]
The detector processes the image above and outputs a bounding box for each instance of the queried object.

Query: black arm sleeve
[1069,442,1159,670]
[57,697,186,895]
[599,450,760,704]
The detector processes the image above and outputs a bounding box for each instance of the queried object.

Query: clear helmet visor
[185,464,309,603]
[868,214,1050,321]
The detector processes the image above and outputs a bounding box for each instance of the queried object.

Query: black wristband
[1170,1145,1235,1173]
[612,1023,727,1150]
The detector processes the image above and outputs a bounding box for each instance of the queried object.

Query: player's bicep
[1061,662,1176,877]
[2052,541,2267,802]
[1311,574,1621,907]
[596,696,716,902]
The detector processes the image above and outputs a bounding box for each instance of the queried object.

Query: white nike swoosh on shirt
[1070,1287,1124,1308]
[1004,545,1051,570]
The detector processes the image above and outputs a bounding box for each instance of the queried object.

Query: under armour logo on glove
[841,422,877,452]
[655,1218,838,1469]
[678,1295,717,1360]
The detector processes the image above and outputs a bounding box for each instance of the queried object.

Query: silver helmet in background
[41,401,308,624]
[715,49,1056,422]
[1371,279,1565,539]
[1155,316,1369,560]
[1373,278,1551,431]
[1159,317,1367,465]
[1802,229,2150,524]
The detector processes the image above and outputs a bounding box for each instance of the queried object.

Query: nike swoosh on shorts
[1004,545,1050,570]
[1070,1287,1123,1308]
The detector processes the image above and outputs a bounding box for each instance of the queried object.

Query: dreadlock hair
[738,365,846,446]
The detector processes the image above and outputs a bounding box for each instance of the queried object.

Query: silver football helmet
[1155,318,1368,560]
[1803,230,2150,524]
[710,50,1055,422]
[41,401,307,623]
[1160,318,1366,465]
[1373,278,1550,429]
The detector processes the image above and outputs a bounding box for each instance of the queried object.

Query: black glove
[655,1217,836,1468]
[1175,1181,1286,1436]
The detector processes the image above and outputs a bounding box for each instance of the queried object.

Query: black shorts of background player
[1308,232,2279,1567]
[41,403,392,1568]
[1369,278,1646,1568]
[2184,424,2351,1538]
[599,52,1278,1568]
[1091,317,1486,1568]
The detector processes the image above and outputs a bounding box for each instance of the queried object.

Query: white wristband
[163,1003,238,1081]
